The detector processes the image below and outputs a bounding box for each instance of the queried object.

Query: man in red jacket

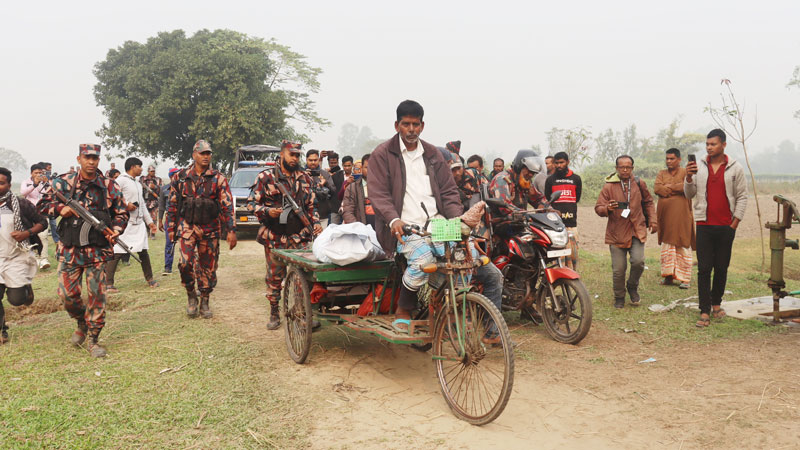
[367,100,463,333]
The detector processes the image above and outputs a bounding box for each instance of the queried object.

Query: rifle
[44,180,141,263]
[140,179,160,204]
[275,181,316,237]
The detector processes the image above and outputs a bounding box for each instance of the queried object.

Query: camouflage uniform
[165,165,235,299]
[489,168,548,216]
[37,146,129,344]
[247,163,319,311]
[140,174,162,226]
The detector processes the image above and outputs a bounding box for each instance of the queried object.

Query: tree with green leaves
[93,29,329,172]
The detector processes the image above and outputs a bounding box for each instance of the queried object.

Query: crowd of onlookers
[1,125,749,346]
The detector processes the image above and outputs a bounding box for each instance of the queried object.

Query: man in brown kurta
[654,149,696,288]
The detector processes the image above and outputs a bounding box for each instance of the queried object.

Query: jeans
[164,231,174,272]
[474,262,503,312]
[609,237,645,300]
[49,218,60,243]
[696,225,736,315]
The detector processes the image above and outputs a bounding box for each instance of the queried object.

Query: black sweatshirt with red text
[544,170,582,228]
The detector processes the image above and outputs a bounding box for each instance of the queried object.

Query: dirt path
[212,241,800,449]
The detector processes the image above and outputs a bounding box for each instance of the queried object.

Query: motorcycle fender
[545,267,580,284]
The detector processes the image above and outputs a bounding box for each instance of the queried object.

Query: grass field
[1,230,798,448]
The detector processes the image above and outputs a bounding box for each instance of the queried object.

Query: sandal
[712,309,727,319]
[695,314,710,328]
[659,277,674,286]
[679,282,690,290]
[392,318,412,334]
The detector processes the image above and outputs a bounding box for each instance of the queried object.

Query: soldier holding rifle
[248,140,321,330]
[38,144,130,358]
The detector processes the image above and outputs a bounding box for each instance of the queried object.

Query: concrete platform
[721,296,800,322]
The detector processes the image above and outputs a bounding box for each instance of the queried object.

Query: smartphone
[687,154,696,163]
[617,201,629,210]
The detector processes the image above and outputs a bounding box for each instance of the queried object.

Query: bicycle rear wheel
[432,292,514,425]
[282,267,313,364]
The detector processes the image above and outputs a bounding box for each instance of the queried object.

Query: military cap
[193,140,213,153]
[79,144,101,156]
[281,140,303,154]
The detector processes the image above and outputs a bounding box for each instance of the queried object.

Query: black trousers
[696,225,736,315]
[0,284,34,333]
[105,250,154,286]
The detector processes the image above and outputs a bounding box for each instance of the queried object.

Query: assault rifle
[276,181,316,237]
[44,180,141,263]
[140,180,159,202]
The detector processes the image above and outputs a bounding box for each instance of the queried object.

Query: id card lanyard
[621,179,631,219]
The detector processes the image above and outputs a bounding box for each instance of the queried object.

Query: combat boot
[71,321,88,347]
[88,336,107,358]
[186,291,199,318]
[199,295,213,319]
[267,303,281,330]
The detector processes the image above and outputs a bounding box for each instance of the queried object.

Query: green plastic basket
[430,218,462,242]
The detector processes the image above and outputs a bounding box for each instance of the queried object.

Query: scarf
[0,191,24,233]
[0,191,31,251]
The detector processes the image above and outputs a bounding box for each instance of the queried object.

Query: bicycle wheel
[432,292,514,425]
[539,278,592,345]
[282,267,313,364]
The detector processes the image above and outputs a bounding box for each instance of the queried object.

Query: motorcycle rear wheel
[538,278,592,345]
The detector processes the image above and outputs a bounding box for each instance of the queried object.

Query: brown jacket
[594,173,657,248]
[368,134,463,256]
[342,180,366,224]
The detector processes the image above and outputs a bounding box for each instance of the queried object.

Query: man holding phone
[595,155,657,308]
[685,129,747,327]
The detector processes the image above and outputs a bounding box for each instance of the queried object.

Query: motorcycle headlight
[544,229,568,248]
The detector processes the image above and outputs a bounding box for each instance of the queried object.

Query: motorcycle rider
[489,150,548,216]
[489,150,549,323]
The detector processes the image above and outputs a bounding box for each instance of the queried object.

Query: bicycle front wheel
[432,292,514,425]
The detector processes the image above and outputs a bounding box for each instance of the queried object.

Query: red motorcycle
[485,197,592,345]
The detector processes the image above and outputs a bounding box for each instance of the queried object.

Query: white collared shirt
[397,135,441,228]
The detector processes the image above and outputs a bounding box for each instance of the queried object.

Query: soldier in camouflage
[248,140,321,330]
[38,144,129,358]
[140,165,162,237]
[489,149,548,217]
[165,140,237,319]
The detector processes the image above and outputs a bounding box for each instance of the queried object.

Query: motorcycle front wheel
[538,278,592,345]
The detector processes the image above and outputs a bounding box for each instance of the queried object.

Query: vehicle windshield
[229,170,263,189]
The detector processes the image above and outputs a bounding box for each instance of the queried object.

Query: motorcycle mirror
[549,191,562,203]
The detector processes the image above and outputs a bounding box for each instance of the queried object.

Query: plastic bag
[312,223,386,265]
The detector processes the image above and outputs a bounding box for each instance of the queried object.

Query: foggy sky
[2,0,799,176]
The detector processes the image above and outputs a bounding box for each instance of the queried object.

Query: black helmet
[511,150,543,175]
